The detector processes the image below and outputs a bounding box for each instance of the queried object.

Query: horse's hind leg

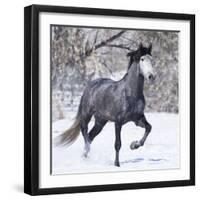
[130,115,152,150]
[88,117,107,143]
[80,115,92,157]
[81,117,107,158]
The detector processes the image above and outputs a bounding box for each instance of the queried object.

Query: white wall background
[0,0,199,199]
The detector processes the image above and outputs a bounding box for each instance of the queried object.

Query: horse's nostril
[148,74,155,81]
[149,74,153,80]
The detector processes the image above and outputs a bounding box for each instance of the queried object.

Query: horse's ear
[139,42,143,49]
[127,52,131,57]
[148,43,152,54]
[127,51,135,57]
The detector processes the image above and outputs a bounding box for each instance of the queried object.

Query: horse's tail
[55,103,82,147]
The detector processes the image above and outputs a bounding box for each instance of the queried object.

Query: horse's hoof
[82,153,87,158]
[130,141,141,150]
[82,143,90,158]
[114,161,120,167]
[82,151,89,158]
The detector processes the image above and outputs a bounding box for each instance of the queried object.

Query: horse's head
[127,43,156,82]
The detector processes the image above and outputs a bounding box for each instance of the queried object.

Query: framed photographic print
[24,4,195,195]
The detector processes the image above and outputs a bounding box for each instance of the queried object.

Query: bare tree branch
[93,30,99,46]
[95,31,126,49]
[121,35,135,42]
[85,30,126,56]
[104,44,133,51]
[99,59,114,76]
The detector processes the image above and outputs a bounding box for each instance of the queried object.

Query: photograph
[24,5,195,195]
[51,25,179,175]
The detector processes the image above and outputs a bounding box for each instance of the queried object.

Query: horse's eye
[141,58,144,61]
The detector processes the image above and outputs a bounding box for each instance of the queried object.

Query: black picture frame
[24,4,195,196]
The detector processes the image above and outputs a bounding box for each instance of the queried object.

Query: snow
[52,113,179,175]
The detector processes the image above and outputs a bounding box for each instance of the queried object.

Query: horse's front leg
[114,122,122,167]
[130,115,152,150]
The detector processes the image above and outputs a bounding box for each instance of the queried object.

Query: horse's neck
[124,62,144,98]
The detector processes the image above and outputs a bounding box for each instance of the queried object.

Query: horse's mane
[127,43,152,69]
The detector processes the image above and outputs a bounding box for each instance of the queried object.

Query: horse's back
[85,78,115,98]
[88,78,114,87]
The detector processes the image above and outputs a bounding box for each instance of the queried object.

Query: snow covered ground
[52,113,179,175]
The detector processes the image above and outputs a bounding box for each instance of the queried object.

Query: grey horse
[57,43,155,167]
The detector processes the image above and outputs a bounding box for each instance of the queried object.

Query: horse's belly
[93,91,125,121]
[94,103,120,121]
